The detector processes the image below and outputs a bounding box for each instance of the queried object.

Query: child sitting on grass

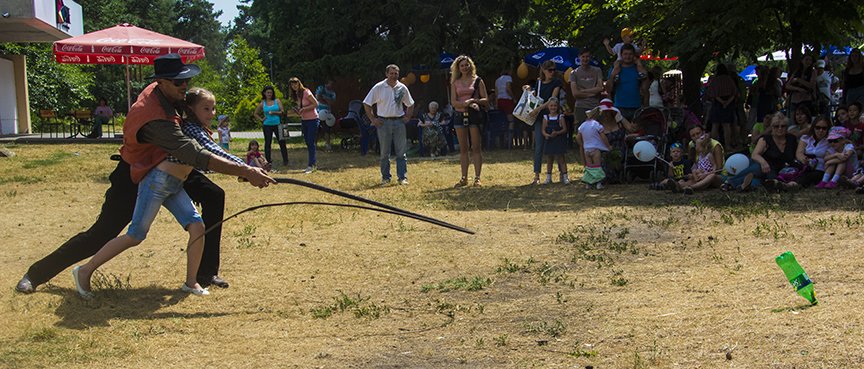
[650,143,691,190]
[675,133,720,194]
[246,140,268,169]
[817,126,856,189]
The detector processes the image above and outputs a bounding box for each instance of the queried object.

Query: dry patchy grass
[1,142,864,368]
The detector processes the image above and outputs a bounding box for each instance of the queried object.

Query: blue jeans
[127,168,202,241]
[301,119,319,167]
[377,118,408,180]
[533,121,546,173]
[724,159,768,188]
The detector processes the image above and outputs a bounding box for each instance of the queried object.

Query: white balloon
[633,141,657,162]
[724,153,750,175]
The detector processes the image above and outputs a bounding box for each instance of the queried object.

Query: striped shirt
[165,121,245,169]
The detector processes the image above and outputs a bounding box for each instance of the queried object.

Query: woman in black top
[843,48,864,106]
[752,112,798,184]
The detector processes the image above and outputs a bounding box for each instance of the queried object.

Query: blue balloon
[724,153,750,175]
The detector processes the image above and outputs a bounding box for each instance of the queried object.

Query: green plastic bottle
[775,251,817,304]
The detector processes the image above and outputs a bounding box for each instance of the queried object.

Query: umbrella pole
[125,60,131,112]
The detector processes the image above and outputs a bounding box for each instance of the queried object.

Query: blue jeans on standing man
[377,118,408,181]
[301,119,319,167]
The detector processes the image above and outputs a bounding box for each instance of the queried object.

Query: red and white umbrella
[53,23,205,110]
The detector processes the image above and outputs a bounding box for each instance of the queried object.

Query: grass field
[1,141,863,368]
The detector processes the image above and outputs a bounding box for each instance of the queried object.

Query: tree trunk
[679,55,710,120]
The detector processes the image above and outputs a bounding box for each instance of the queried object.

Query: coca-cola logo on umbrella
[96,56,117,63]
[177,48,199,55]
[100,46,124,54]
[59,44,84,52]
[139,47,162,54]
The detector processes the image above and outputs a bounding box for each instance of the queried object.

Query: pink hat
[828,126,850,140]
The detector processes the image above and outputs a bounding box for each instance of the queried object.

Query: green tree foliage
[0,43,93,115]
[245,0,542,88]
[535,0,864,108]
[173,0,227,69]
[196,36,280,130]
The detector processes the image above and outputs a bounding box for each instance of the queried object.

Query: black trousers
[26,160,225,286]
[262,124,289,164]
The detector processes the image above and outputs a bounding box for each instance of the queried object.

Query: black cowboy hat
[147,53,201,80]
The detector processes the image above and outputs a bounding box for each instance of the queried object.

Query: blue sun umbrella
[523,47,579,71]
[440,52,456,69]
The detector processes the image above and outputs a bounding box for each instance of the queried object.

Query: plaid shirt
[166,121,245,169]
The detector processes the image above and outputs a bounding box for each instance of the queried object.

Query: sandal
[531,177,540,185]
[454,177,469,188]
[473,177,482,187]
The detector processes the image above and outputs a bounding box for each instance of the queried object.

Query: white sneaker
[561,173,570,185]
[303,166,315,174]
[544,175,553,185]
[181,283,210,296]
[381,178,391,186]
[595,182,605,190]
[398,178,409,185]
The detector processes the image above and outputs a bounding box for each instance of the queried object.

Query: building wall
[0,58,17,135]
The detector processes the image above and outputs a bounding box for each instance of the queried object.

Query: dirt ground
[1,142,863,368]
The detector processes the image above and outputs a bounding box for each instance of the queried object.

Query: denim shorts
[453,111,467,129]
[127,168,202,241]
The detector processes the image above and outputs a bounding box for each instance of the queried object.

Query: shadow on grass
[423,183,864,213]
[45,287,233,329]
[770,302,817,313]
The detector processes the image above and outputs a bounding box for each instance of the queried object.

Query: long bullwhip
[191,177,475,243]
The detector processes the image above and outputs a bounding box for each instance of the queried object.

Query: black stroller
[338,100,377,155]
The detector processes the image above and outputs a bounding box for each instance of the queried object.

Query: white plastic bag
[513,80,543,125]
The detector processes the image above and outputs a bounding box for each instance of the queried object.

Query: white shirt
[363,79,415,118]
[218,126,230,144]
[495,75,513,100]
[649,80,663,107]
[578,119,608,152]
[816,71,837,99]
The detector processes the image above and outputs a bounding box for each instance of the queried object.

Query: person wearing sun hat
[816,126,857,189]
[15,53,275,295]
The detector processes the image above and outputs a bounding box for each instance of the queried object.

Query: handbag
[513,79,543,125]
[464,77,487,126]
[277,121,291,141]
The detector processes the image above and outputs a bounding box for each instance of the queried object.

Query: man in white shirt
[363,64,415,185]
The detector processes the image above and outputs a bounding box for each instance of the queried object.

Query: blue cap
[217,114,228,122]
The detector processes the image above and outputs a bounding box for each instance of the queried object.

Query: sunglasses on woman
[814,126,829,130]
[773,124,787,128]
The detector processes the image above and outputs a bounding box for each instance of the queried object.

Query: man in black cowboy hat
[16,53,275,294]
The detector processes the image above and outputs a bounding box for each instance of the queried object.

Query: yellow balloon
[563,67,574,83]
[406,72,416,85]
[517,62,529,79]
[420,74,430,83]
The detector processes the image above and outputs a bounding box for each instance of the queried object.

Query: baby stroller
[338,100,378,155]
[623,106,670,182]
